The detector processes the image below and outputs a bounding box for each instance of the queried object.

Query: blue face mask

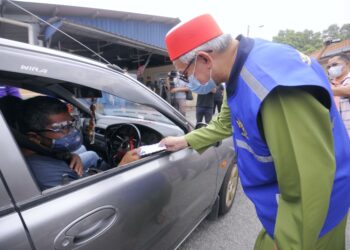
[187,57,217,94]
[187,75,217,94]
[51,129,82,152]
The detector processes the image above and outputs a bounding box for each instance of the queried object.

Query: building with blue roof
[0,0,180,78]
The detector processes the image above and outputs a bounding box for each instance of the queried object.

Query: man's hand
[160,136,188,152]
[70,154,84,177]
[119,149,141,166]
[170,88,177,93]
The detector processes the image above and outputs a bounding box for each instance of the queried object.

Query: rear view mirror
[73,87,102,98]
[62,84,102,98]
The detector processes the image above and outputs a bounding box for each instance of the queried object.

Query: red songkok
[165,14,223,61]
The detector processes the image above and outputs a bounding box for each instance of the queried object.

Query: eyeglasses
[35,118,80,134]
[178,50,213,82]
[179,58,195,82]
[326,63,339,69]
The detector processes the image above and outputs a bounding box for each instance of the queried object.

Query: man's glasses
[178,50,213,82]
[326,63,339,69]
[35,118,80,134]
[179,57,195,82]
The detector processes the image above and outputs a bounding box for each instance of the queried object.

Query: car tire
[218,162,238,215]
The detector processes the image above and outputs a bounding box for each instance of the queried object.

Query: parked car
[0,38,238,250]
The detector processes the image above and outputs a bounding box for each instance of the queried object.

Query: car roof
[0,38,114,70]
[0,38,191,130]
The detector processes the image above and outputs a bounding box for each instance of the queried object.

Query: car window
[79,92,175,125]
[0,88,174,193]
[0,64,187,196]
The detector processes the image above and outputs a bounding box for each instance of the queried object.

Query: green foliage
[272,29,323,54]
[272,23,350,54]
[339,24,350,40]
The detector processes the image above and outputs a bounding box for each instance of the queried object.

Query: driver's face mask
[51,128,82,152]
[187,56,217,95]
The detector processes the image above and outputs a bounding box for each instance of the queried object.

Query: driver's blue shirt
[26,154,78,190]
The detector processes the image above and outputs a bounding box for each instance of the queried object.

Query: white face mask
[328,65,344,78]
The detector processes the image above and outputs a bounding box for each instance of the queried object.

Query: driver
[19,96,140,191]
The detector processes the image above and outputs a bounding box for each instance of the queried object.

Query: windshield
[80,92,174,125]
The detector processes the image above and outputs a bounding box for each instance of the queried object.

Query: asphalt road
[181,107,350,250]
[178,181,260,250]
[178,180,350,250]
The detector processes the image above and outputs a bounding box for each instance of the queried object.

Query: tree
[272,23,350,54]
[339,24,350,40]
[272,29,323,54]
[322,24,340,40]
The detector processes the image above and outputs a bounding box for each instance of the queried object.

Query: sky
[17,0,350,40]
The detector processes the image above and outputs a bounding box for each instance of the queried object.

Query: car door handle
[54,206,118,250]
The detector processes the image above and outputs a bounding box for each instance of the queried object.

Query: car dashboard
[83,120,165,167]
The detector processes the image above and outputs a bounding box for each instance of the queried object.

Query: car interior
[0,70,180,191]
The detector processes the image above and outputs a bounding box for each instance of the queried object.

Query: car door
[0,41,221,249]
[2,124,219,250]
[0,83,220,250]
[0,115,34,250]
[0,181,33,250]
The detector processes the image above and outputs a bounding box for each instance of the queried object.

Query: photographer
[167,71,189,116]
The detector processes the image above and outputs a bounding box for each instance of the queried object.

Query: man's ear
[197,51,212,68]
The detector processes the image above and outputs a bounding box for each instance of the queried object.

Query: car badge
[236,119,249,140]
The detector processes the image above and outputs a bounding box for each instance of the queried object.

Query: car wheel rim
[226,164,238,207]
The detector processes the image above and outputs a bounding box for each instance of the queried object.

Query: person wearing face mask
[160,14,350,249]
[328,53,350,136]
[185,70,216,94]
[180,55,216,95]
[20,96,139,190]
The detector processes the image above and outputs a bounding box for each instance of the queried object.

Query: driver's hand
[160,136,188,152]
[70,154,84,177]
[119,149,141,166]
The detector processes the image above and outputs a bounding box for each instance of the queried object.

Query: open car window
[0,83,183,194]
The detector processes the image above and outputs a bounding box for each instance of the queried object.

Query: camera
[167,70,177,81]
[168,70,177,78]
[166,71,176,90]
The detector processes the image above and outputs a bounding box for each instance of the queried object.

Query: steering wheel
[106,123,141,167]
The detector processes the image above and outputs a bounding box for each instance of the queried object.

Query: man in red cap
[161,14,350,249]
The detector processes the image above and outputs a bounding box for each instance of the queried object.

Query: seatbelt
[11,128,72,162]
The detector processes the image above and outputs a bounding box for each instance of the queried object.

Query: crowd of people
[141,71,225,124]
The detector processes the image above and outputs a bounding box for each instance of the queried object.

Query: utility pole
[247,25,264,38]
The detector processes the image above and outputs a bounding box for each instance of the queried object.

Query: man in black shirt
[196,88,216,124]
[213,83,224,113]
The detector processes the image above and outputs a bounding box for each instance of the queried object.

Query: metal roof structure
[0,1,180,71]
[311,39,350,67]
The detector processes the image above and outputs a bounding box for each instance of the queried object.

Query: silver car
[0,38,238,250]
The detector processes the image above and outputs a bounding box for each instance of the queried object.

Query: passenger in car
[18,96,140,191]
